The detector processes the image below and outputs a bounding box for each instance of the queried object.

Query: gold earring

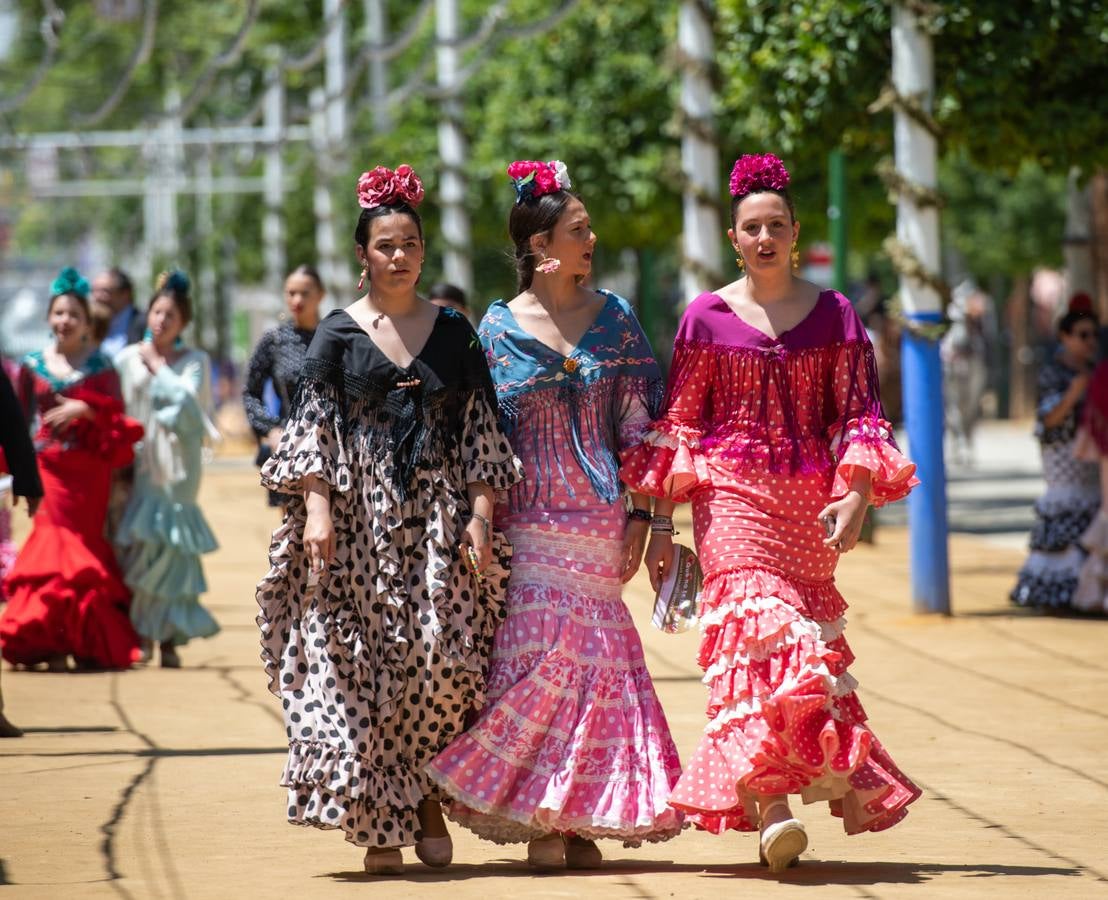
[791,242,800,270]
[357,266,368,290]
[735,254,745,271]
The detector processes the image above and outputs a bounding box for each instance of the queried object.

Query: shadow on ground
[321,859,1085,886]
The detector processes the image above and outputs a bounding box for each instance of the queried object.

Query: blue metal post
[901,312,951,614]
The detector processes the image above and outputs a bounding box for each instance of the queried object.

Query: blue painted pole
[901,312,951,614]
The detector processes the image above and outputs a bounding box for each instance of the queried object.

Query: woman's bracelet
[650,515,678,536]
[471,512,491,534]
[627,507,652,523]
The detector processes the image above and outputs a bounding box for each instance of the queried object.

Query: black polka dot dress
[256,306,524,849]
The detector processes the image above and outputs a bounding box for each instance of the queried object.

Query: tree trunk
[1089,169,1108,320]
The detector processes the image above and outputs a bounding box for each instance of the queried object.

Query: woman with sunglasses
[1011,294,1101,611]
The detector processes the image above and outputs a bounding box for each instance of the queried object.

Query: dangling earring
[535,253,561,275]
[791,242,800,270]
[735,254,745,272]
[357,266,368,291]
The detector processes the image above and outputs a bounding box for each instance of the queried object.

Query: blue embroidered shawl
[479,290,663,511]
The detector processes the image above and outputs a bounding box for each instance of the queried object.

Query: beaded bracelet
[627,507,652,523]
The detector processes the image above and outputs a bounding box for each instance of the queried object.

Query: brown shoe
[564,835,602,869]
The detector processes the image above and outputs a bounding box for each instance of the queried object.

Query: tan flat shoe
[527,833,565,869]
[363,847,403,875]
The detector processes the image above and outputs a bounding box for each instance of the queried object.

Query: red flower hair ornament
[356,164,425,209]
[729,153,790,198]
[507,159,572,204]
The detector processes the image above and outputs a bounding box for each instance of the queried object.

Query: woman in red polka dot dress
[621,153,921,873]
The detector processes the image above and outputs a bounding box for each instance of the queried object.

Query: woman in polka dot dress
[256,165,524,874]
[622,154,921,873]
[427,161,684,868]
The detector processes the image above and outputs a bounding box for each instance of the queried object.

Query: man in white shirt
[92,267,146,357]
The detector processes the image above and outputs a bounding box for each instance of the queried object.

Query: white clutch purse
[651,543,703,633]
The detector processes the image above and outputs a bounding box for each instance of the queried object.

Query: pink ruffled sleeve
[826,333,918,507]
[621,338,713,502]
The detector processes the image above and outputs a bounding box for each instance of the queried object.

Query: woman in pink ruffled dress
[427,160,683,869]
[622,154,921,873]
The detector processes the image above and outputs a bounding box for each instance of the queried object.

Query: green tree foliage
[715,0,1108,285]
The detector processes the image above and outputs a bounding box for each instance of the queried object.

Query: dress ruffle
[427,581,685,846]
[669,565,921,836]
[830,416,918,507]
[1,518,139,668]
[66,389,145,468]
[620,422,711,502]
[117,489,220,644]
[464,392,527,490]
[281,739,431,848]
[1074,511,1108,614]
[116,490,218,555]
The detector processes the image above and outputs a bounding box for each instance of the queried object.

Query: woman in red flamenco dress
[622,155,921,873]
[0,268,144,671]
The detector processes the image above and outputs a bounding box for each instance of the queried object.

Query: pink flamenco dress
[426,290,685,846]
[1,351,144,669]
[621,290,921,836]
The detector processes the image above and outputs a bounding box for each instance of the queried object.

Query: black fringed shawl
[287,306,496,501]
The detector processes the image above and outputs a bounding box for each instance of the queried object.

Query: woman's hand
[42,395,92,432]
[818,489,869,554]
[303,488,334,575]
[462,515,491,574]
[138,341,164,373]
[644,532,675,593]
[620,518,649,584]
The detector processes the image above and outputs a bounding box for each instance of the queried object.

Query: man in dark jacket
[0,366,43,738]
[91,267,146,357]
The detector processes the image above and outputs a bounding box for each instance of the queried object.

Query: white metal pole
[263,54,287,300]
[325,0,348,145]
[435,0,474,296]
[311,88,341,304]
[196,143,217,349]
[365,0,391,133]
[678,0,722,303]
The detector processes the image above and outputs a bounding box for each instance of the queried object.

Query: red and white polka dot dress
[622,290,922,836]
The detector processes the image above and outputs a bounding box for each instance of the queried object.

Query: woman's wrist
[650,514,678,536]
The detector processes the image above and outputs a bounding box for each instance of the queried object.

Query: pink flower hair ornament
[507,159,572,204]
[729,153,790,198]
[356,164,425,209]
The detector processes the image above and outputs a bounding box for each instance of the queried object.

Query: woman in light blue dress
[115,271,220,667]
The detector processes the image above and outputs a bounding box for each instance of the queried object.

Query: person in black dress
[243,265,325,507]
[0,365,44,736]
